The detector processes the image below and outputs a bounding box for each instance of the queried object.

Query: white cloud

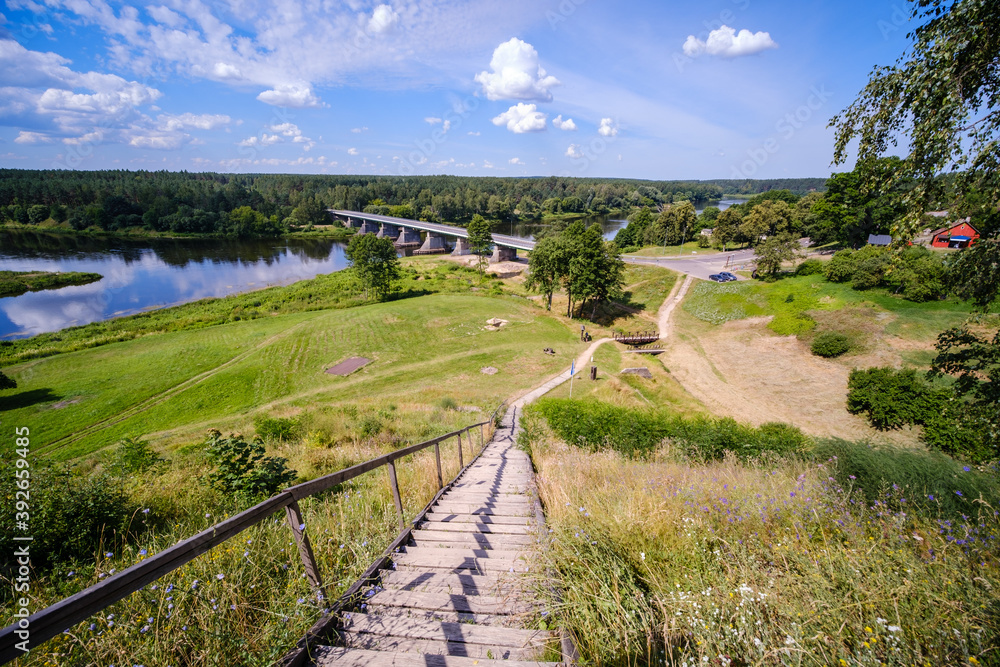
[509,157,524,165]
[552,114,576,131]
[474,38,560,102]
[565,144,584,159]
[425,116,442,124]
[347,147,359,155]
[351,126,368,133]
[492,103,546,134]
[598,118,618,137]
[237,134,281,147]
[256,84,323,108]
[212,62,243,80]
[14,131,53,144]
[128,133,186,150]
[482,160,494,169]
[147,5,184,28]
[158,112,230,131]
[682,26,778,58]
[367,4,400,35]
[468,131,481,136]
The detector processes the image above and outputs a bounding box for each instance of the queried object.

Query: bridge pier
[451,237,471,256]
[416,232,449,255]
[358,220,380,235]
[395,226,422,246]
[345,216,362,229]
[490,246,517,264]
[376,223,400,240]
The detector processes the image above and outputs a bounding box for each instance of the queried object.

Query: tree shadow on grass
[0,388,60,412]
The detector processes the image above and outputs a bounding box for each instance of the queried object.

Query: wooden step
[314,646,561,667]
[338,613,554,659]
[424,511,535,525]
[378,570,522,596]
[417,521,535,535]
[393,551,531,574]
[411,529,537,548]
[401,545,527,561]
[431,503,533,517]
[359,605,510,627]
[365,589,534,616]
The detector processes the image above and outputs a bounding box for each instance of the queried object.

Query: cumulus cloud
[128,133,186,150]
[598,118,618,137]
[347,147,359,155]
[474,38,560,102]
[509,157,524,165]
[682,25,778,58]
[237,134,281,147]
[256,84,323,108]
[468,131,481,136]
[492,103,546,134]
[367,4,400,35]
[158,112,230,131]
[552,114,576,131]
[565,144,584,159]
[14,131,54,144]
[351,126,368,133]
[212,62,243,80]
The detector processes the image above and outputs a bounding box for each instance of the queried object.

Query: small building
[931,218,979,248]
[867,234,892,246]
[699,228,713,237]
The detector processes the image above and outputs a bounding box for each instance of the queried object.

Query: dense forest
[0,169,827,237]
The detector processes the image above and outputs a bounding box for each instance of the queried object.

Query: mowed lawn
[2,293,578,460]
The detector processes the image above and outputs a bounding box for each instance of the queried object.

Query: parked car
[719,272,738,281]
[709,274,726,282]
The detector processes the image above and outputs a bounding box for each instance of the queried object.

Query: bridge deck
[329,210,536,252]
[310,409,561,666]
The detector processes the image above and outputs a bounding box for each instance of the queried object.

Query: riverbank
[1,220,355,242]
[0,270,103,297]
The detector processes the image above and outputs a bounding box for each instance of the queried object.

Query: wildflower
[142,508,150,514]
[963,466,971,472]
[216,574,224,580]
[888,625,901,633]
[105,552,113,558]
[957,491,964,497]
[640,552,645,561]
[139,549,147,556]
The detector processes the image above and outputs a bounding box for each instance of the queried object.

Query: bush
[823,249,857,282]
[811,331,851,357]
[531,399,809,460]
[108,436,165,476]
[810,438,1000,521]
[253,415,299,442]
[794,258,824,276]
[203,430,297,501]
[0,464,141,572]
[846,367,948,430]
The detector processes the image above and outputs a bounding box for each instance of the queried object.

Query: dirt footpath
[664,316,918,445]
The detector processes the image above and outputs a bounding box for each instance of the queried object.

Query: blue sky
[0,0,914,180]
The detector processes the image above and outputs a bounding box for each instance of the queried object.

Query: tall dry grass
[523,412,1000,666]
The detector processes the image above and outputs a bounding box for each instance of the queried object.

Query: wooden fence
[0,404,505,664]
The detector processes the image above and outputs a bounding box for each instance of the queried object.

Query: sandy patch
[664,318,916,444]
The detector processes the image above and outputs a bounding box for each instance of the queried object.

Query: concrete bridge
[329,210,534,263]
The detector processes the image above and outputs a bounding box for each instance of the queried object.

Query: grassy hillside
[1,293,577,461]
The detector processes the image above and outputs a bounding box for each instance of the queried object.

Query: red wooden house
[930,218,979,248]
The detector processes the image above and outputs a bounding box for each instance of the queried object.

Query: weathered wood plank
[410,530,536,547]
[423,511,535,525]
[365,589,533,615]
[331,636,554,662]
[313,645,563,666]
[378,571,521,596]
[339,613,553,649]
[417,521,535,535]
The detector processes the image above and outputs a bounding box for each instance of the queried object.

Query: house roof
[868,234,892,246]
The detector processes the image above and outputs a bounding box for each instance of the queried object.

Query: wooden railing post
[457,431,464,469]
[479,423,484,449]
[434,443,444,489]
[386,460,405,530]
[285,500,327,601]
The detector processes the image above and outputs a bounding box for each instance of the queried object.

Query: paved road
[624,248,757,280]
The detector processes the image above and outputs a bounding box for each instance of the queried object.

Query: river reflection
[0,231,350,339]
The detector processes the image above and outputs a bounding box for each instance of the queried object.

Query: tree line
[0,168,826,237]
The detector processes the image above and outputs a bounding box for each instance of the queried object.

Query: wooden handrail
[0,413,501,664]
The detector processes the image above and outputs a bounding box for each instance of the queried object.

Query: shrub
[108,436,165,476]
[846,367,948,430]
[0,463,141,572]
[811,331,851,357]
[810,438,1000,521]
[531,399,809,460]
[823,249,857,282]
[253,414,299,442]
[203,430,297,501]
[438,396,458,410]
[794,258,824,276]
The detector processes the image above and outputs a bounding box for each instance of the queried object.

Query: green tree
[571,224,626,320]
[948,237,1000,312]
[466,214,493,278]
[289,197,328,227]
[712,208,742,250]
[0,370,15,390]
[345,233,401,301]
[525,235,563,310]
[27,204,49,225]
[203,430,297,502]
[754,234,799,278]
[645,202,697,247]
[740,200,795,247]
[831,0,1000,238]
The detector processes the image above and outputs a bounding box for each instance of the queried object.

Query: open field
[1,293,577,461]
[0,270,103,297]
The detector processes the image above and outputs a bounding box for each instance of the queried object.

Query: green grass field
[2,293,577,461]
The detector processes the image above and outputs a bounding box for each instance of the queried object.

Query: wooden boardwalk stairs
[310,407,566,666]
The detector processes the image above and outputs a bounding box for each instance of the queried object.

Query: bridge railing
[0,403,507,664]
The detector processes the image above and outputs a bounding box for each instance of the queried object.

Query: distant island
[0,270,103,298]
